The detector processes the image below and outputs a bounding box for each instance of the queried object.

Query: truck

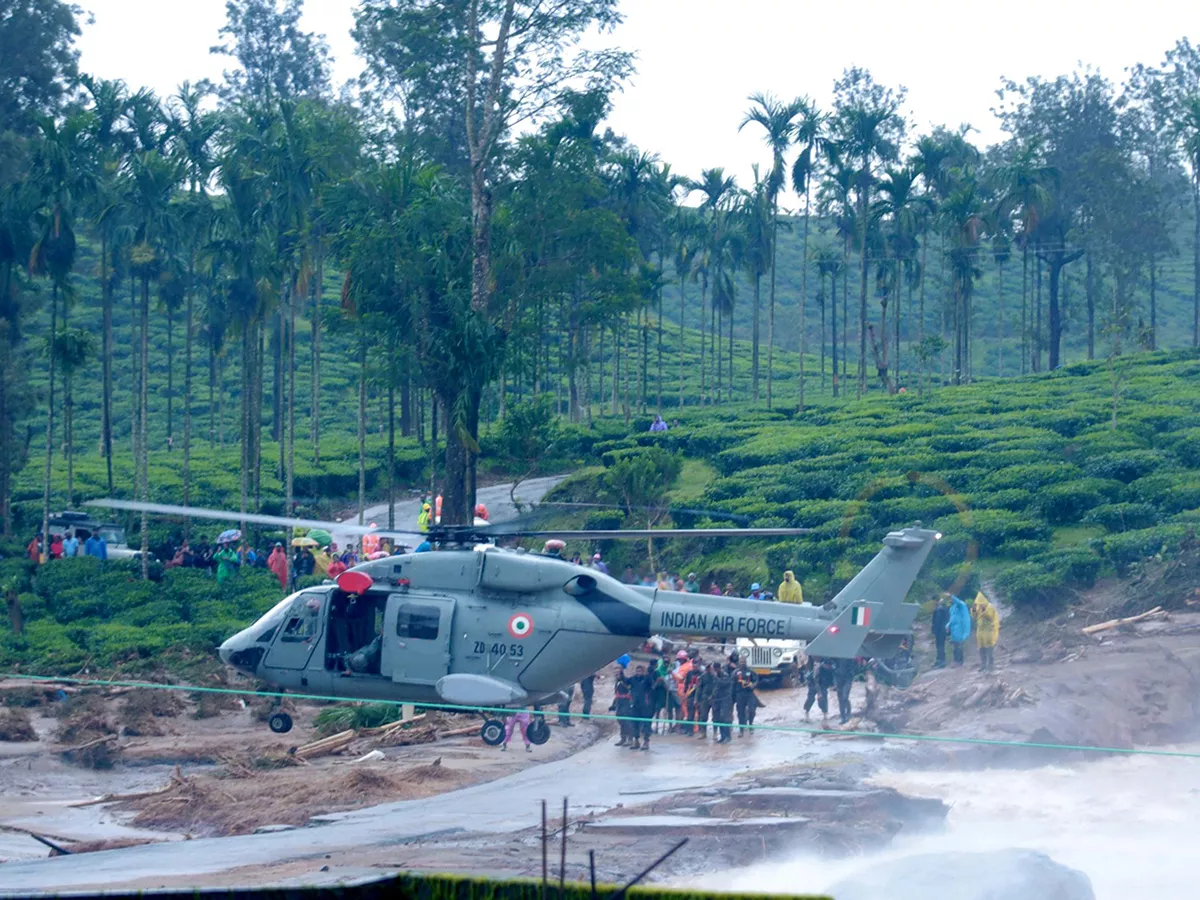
[48,511,146,561]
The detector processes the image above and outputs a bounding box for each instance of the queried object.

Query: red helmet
[474,503,489,520]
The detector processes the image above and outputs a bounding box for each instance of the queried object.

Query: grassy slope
[545,348,1200,612]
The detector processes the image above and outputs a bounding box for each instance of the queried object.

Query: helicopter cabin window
[280,593,323,642]
[396,604,440,641]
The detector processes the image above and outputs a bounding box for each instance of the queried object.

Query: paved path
[0,689,877,893]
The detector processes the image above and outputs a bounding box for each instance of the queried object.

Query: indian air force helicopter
[90,499,940,745]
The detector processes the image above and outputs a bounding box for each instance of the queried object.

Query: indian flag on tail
[850,605,871,627]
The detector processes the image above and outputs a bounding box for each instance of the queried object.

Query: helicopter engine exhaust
[563,574,597,596]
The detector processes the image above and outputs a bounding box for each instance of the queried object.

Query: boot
[615,737,627,747]
[629,738,641,750]
[640,738,650,751]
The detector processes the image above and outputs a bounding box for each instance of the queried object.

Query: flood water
[709,746,1200,900]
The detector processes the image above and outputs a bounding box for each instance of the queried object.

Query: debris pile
[1082,606,1168,636]
[119,688,184,737]
[0,705,37,741]
[55,696,120,768]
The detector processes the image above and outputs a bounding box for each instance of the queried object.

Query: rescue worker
[734,660,761,735]
[711,663,735,744]
[268,543,288,590]
[628,663,658,750]
[556,683,575,727]
[802,657,833,721]
[214,541,240,584]
[417,502,432,533]
[669,650,692,733]
[833,657,856,724]
[777,571,804,604]
[931,596,950,668]
[611,666,634,747]
[694,661,716,738]
[948,594,972,666]
[974,592,1000,671]
[579,672,595,718]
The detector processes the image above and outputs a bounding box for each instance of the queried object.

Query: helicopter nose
[218,636,265,675]
[218,641,234,666]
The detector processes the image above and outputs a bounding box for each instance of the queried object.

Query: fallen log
[438,724,482,738]
[1082,606,1164,635]
[59,734,118,755]
[294,730,357,759]
[69,782,175,807]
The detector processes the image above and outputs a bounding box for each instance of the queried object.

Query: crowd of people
[25,531,109,562]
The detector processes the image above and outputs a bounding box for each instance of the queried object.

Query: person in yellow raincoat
[312,546,332,579]
[777,571,804,604]
[417,503,432,533]
[973,592,1000,671]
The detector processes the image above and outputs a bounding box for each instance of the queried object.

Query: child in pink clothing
[503,710,532,752]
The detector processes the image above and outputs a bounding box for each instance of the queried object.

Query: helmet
[422,503,431,511]
[593,553,602,560]
[543,539,566,553]
[676,650,688,660]
[751,583,762,591]
[474,503,489,520]
[687,572,696,579]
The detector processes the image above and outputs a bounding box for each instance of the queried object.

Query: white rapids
[706,746,1200,900]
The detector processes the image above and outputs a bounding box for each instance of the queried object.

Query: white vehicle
[736,636,804,687]
[48,511,146,561]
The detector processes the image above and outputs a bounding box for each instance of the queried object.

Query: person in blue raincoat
[947,594,972,666]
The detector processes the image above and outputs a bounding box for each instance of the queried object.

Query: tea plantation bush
[0,558,282,674]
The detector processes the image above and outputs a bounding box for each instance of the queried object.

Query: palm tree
[910,135,952,388]
[874,167,928,387]
[813,246,842,393]
[168,81,218,538]
[835,104,901,396]
[939,168,987,384]
[671,210,699,407]
[741,168,772,399]
[790,98,824,410]
[740,93,802,408]
[694,168,737,405]
[82,75,131,495]
[1179,96,1200,347]
[819,147,857,396]
[994,140,1056,374]
[30,113,91,559]
[51,329,95,507]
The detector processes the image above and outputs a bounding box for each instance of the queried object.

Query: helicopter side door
[263,592,325,670]
[382,593,455,685]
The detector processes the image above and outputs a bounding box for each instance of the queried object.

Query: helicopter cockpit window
[396,604,439,641]
[280,593,322,642]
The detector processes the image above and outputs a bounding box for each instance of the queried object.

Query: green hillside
[543,348,1200,613]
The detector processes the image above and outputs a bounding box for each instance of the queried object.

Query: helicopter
[89,499,940,746]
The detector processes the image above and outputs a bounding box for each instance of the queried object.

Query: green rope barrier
[3,670,1197,760]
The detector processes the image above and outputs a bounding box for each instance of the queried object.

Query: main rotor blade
[86,499,384,536]
[483,527,813,539]
[534,502,752,525]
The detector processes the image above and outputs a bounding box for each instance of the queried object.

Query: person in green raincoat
[214,542,240,583]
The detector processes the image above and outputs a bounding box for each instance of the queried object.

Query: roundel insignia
[508,613,534,639]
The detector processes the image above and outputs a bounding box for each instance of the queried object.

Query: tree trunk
[842,241,849,388]
[699,274,707,405]
[100,233,114,494]
[139,274,150,579]
[387,334,396,531]
[1048,259,1063,370]
[767,210,778,409]
[130,272,138,461]
[656,259,663,413]
[184,258,193,542]
[1034,252,1043,373]
[1086,252,1095,360]
[831,271,839,397]
[1021,247,1029,375]
[166,301,174,441]
[858,192,869,398]
[41,283,57,564]
[287,272,296,530]
[752,271,761,400]
[996,261,1004,378]
[678,279,685,408]
[357,334,367,525]
[311,245,323,465]
[918,233,927,390]
[799,182,812,412]
[1193,179,1199,348]
[1149,255,1158,350]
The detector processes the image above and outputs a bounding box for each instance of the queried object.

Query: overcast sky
[75,0,1193,208]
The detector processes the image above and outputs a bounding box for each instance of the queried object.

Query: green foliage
[603,447,683,515]
[1084,502,1162,532]
[1096,525,1194,574]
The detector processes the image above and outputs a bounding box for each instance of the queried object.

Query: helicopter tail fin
[803,525,939,659]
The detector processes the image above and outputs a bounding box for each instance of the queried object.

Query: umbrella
[306,528,333,548]
[291,537,319,548]
[367,550,389,560]
[217,529,242,544]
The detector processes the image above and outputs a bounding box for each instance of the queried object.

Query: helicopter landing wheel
[527,717,551,746]
[268,712,294,734]
[480,719,506,746]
